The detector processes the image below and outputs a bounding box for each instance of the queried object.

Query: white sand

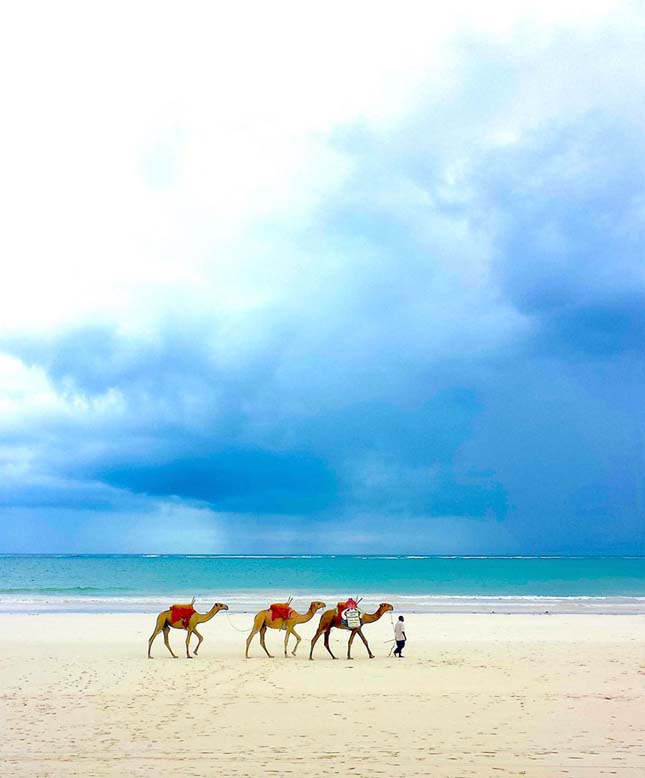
[1,613,644,777]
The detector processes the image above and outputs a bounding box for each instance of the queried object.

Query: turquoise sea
[1,554,644,615]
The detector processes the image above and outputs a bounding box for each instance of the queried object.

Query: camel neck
[197,606,219,623]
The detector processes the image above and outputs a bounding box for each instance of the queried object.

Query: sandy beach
[0,613,643,777]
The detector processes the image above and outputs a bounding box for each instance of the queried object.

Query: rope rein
[385,610,396,654]
[224,611,255,633]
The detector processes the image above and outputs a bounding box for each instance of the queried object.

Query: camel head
[309,601,326,612]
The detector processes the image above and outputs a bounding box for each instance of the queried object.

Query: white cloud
[0,354,65,424]
[0,0,632,332]
[1,0,639,416]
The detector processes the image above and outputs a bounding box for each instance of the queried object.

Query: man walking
[393,615,406,657]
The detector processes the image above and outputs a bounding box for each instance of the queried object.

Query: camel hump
[170,604,196,627]
[269,603,295,622]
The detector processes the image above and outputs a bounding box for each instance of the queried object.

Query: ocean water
[1,554,644,615]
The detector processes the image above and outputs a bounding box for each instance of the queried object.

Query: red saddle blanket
[334,598,358,626]
[270,603,295,622]
[170,604,196,628]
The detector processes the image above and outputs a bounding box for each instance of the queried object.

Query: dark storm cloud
[474,118,645,357]
[97,450,337,514]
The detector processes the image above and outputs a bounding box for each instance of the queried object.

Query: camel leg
[323,628,337,660]
[192,627,204,656]
[290,627,302,656]
[148,613,169,658]
[162,626,178,658]
[347,629,357,659]
[357,628,375,658]
[147,626,162,659]
[246,614,269,658]
[245,626,259,658]
[309,627,325,660]
[259,625,273,658]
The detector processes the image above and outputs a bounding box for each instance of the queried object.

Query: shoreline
[2,592,645,615]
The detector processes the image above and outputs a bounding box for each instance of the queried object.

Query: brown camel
[147,601,229,659]
[245,600,326,658]
[309,602,394,660]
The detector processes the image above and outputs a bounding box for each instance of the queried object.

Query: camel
[309,602,394,660]
[147,600,229,659]
[245,600,326,658]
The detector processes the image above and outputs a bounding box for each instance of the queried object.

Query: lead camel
[148,600,229,659]
[309,602,394,660]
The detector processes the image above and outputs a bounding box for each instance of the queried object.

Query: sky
[1,1,644,554]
